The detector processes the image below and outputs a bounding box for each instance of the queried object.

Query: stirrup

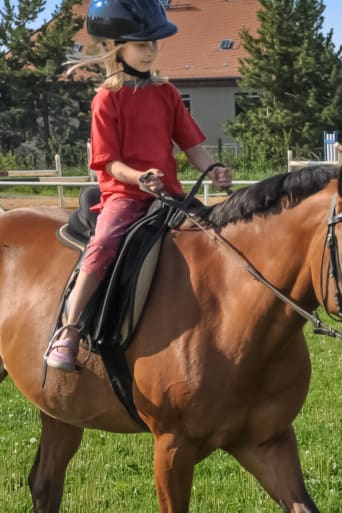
[44,323,80,370]
[46,337,79,372]
[44,323,79,359]
[44,323,92,375]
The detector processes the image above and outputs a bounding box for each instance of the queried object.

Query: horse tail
[0,357,8,383]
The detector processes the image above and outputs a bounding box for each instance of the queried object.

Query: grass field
[0,318,341,513]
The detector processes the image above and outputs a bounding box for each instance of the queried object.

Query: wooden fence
[0,175,255,209]
[287,144,342,172]
[0,154,96,208]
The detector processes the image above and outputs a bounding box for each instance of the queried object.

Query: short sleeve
[90,89,122,172]
[170,85,206,151]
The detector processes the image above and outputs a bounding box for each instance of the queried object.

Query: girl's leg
[47,197,151,372]
[45,270,100,371]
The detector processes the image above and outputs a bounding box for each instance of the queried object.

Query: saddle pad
[120,236,162,347]
[57,224,86,253]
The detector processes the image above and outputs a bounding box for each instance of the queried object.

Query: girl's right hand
[139,169,164,193]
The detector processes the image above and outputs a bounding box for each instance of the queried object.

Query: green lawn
[0,321,341,513]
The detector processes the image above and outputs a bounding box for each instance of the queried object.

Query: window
[220,39,233,50]
[160,0,171,8]
[72,42,83,53]
[181,93,191,112]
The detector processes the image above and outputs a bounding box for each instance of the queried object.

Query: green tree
[0,0,94,167]
[228,0,342,170]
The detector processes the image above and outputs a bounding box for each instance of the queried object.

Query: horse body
[132,198,314,445]
[0,168,340,512]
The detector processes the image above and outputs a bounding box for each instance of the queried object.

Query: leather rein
[144,170,342,341]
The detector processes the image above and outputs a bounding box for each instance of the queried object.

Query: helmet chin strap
[116,55,151,80]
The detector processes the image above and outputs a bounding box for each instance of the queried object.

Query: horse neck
[220,191,330,306]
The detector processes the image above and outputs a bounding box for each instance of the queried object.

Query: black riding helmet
[87,0,178,41]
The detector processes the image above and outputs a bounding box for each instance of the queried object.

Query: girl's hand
[209,165,232,190]
[139,169,164,193]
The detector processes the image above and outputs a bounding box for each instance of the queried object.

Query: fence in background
[205,142,240,159]
[0,177,255,207]
[287,149,341,171]
[287,131,341,172]
[0,154,62,180]
[2,134,341,207]
[0,154,96,207]
[0,139,241,208]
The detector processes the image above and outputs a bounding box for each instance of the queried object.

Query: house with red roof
[71,0,260,148]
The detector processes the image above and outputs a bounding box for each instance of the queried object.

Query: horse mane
[202,165,341,227]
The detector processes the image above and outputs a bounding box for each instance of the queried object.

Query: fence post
[55,154,63,208]
[287,150,293,172]
[87,141,97,182]
[336,143,342,166]
[203,183,209,205]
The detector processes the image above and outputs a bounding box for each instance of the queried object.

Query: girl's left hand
[209,165,232,190]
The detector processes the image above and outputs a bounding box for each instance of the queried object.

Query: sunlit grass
[0,320,341,512]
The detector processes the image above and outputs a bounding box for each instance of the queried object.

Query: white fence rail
[0,149,256,207]
[2,151,341,208]
[0,153,96,207]
[287,143,342,172]
[0,179,256,207]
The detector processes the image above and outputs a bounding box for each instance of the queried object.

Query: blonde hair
[65,41,166,91]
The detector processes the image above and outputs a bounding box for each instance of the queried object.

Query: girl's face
[119,41,158,74]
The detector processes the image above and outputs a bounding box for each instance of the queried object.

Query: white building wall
[177,84,238,147]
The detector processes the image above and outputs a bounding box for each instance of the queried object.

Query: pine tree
[228,0,342,169]
[0,0,93,167]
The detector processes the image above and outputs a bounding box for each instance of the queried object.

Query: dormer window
[72,42,83,53]
[160,0,171,8]
[220,39,233,50]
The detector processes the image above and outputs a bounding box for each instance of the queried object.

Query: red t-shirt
[90,81,205,204]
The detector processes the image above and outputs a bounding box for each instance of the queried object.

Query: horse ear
[338,167,342,198]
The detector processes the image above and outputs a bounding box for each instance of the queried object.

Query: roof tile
[72,0,260,80]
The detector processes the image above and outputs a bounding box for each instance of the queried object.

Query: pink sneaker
[46,337,79,372]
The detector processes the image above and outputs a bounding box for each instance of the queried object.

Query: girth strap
[96,341,149,431]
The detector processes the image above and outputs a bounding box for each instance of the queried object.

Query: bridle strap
[321,193,342,318]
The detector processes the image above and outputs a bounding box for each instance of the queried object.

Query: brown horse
[0,165,341,513]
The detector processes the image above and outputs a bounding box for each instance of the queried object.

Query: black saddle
[62,186,100,247]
